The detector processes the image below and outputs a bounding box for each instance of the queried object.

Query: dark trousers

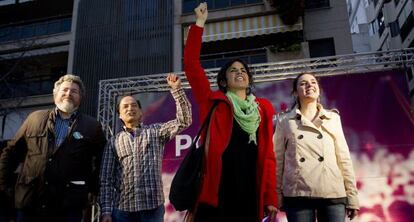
[16,208,83,222]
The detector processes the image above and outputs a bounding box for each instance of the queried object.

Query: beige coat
[273,105,359,209]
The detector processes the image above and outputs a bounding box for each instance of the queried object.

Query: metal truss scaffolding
[98,48,414,139]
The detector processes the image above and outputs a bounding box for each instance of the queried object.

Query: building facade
[347,0,414,109]
[0,0,73,140]
[0,0,174,140]
[348,0,414,52]
[348,0,372,52]
[0,0,354,140]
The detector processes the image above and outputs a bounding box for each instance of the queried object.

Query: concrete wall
[304,0,353,55]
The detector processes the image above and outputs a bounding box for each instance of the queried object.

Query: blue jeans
[285,204,346,222]
[112,205,165,222]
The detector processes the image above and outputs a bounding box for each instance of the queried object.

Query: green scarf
[226,91,260,145]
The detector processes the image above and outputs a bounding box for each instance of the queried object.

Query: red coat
[184,24,278,221]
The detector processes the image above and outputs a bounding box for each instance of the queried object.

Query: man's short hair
[116,95,142,114]
[53,74,85,97]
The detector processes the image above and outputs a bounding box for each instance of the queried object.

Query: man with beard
[0,74,106,222]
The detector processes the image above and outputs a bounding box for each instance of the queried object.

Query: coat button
[66,184,70,187]
[48,158,52,162]
[299,157,305,162]
[45,181,48,185]
[318,157,324,162]
[317,134,323,139]
[297,135,304,139]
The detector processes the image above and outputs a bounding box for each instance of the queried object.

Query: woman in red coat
[183,3,278,222]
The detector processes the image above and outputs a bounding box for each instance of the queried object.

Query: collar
[122,123,143,134]
[54,107,78,121]
[287,104,333,120]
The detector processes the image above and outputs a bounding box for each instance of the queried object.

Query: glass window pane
[47,21,60,34]
[61,18,72,32]
[21,24,34,38]
[0,27,10,42]
[214,0,230,9]
[183,0,197,13]
[250,54,267,64]
[238,56,249,63]
[206,0,214,8]
[231,0,245,6]
[35,23,48,36]
[201,60,216,68]
[216,58,229,67]
[246,0,261,3]
[8,27,21,40]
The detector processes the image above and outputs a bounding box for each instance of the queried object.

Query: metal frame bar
[98,48,414,139]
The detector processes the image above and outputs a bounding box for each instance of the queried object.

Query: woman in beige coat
[273,73,359,222]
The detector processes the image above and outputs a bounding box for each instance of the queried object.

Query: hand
[194,2,208,27]
[346,208,358,220]
[167,73,181,90]
[265,205,278,222]
[100,214,112,222]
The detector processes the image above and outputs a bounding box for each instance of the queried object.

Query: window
[305,0,330,9]
[377,11,385,36]
[200,49,267,69]
[394,0,400,6]
[308,38,335,58]
[398,2,414,42]
[35,23,48,36]
[389,20,399,37]
[400,12,414,42]
[0,0,15,7]
[20,24,34,38]
[47,21,61,34]
[369,21,377,36]
[182,0,197,13]
[188,28,302,69]
[0,17,72,43]
[0,53,68,99]
[182,0,262,13]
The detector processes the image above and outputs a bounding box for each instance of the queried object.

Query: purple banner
[140,70,414,222]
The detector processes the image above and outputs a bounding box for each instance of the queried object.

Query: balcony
[200,48,267,69]
[0,17,71,43]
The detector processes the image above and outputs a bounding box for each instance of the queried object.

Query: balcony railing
[200,48,267,68]
[182,0,262,14]
[0,17,71,43]
[305,0,330,9]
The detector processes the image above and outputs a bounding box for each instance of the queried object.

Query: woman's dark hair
[216,58,254,95]
[291,72,321,109]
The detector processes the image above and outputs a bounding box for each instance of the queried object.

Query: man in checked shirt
[99,73,192,222]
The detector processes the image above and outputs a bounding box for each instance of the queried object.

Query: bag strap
[192,101,219,146]
[203,106,216,157]
[187,101,218,217]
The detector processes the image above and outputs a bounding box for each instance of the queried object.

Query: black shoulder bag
[169,101,218,211]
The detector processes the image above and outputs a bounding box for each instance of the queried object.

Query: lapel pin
[73,131,84,139]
